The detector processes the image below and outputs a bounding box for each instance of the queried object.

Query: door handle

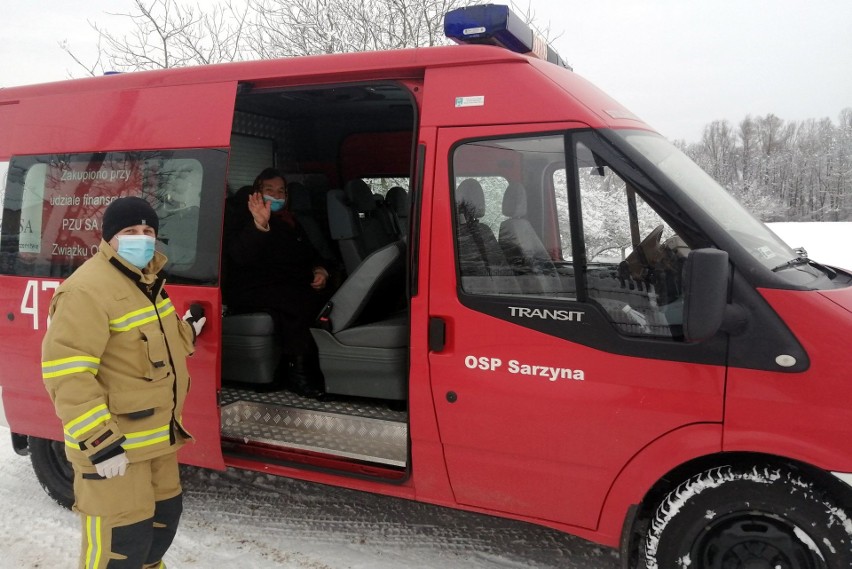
[428,317,446,352]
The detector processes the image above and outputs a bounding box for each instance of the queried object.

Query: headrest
[385,186,409,216]
[501,182,527,218]
[302,173,329,193]
[232,185,255,205]
[344,179,377,212]
[327,189,358,240]
[456,179,485,221]
[287,182,311,213]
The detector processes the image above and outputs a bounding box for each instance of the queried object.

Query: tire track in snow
[0,430,620,568]
[179,465,621,568]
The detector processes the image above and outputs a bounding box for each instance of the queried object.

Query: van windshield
[613,130,811,276]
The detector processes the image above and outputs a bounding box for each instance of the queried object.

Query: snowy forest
[677,109,852,222]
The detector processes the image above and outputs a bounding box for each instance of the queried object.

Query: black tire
[642,464,852,569]
[29,436,75,510]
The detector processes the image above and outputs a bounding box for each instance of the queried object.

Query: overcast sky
[2,0,850,141]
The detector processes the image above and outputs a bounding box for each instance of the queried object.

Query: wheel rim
[47,440,74,483]
[692,512,826,569]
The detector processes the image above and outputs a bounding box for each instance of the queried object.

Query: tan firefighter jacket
[41,240,196,468]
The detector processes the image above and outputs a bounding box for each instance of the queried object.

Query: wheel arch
[608,431,852,568]
[592,423,721,563]
[11,431,30,456]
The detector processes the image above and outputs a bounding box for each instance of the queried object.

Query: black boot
[285,355,325,399]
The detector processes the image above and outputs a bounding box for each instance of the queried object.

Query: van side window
[576,142,688,338]
[452,135,576,297]
[450,132,689,343]
[361,177,410,198]
[0,149,226,283]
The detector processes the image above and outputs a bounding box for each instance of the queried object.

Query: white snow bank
[767,222,852,271]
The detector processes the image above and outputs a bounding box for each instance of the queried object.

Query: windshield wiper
[771,247,837,278]
[772,256,810,272]
[772,247,810,272]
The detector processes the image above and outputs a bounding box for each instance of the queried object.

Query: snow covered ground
[0,427,620,569]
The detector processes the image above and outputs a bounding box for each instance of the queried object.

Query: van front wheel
[29,436,74,510]
[642,464,852,569]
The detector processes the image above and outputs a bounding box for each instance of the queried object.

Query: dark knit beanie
[102,197,159,242]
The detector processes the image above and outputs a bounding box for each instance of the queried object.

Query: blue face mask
[263,195,286,212]
[116,235,156,269]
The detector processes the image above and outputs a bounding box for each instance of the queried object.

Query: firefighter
[41,196,206,569]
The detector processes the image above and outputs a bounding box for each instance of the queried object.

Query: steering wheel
[625,225,664,281]
[638,225,664,260]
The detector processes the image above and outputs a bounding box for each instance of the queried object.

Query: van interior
[218,81,417,480]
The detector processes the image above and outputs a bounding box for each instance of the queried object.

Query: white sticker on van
[455,96,485,108]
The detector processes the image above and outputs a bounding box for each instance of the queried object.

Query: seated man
[224,168,330,398]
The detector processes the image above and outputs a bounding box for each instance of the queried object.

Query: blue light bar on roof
[444,4,571,69]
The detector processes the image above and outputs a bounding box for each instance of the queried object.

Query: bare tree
[63,0,557,72]
[245,0,483,58]
[836,108,852,219]
[700,119,738,189]
[61,0,251,74]
[738,116,756,189]
[686,110,852,222]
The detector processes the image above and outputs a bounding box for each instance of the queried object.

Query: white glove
[182,308,206,337]
[95,452,129,479]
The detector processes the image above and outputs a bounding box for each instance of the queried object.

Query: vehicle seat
[327,179,398,274]
[345,178,398,249]
[224,185,254,228]
[385,186,410,237]
[221,312,280,385]
[498,182,560,293]
[288,181,337,262]
[310,240,408,400]
[455,179,518,294]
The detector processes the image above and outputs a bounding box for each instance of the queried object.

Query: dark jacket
[225,213,326,309]
[224,206,329,353]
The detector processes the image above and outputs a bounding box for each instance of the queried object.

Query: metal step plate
[221,400,408,467]
[220,386,408,422]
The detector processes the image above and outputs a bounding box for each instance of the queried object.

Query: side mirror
[683,249,730,342]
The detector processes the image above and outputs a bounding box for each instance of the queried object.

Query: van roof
[0,44,532,98]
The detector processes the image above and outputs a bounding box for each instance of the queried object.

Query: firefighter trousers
[73,452,182,569]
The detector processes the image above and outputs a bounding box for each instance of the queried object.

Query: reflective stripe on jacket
[42,240,195,466]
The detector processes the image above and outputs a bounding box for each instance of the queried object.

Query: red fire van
[1,5,850,567]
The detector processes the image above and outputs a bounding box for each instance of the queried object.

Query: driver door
[427,126,727,529]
